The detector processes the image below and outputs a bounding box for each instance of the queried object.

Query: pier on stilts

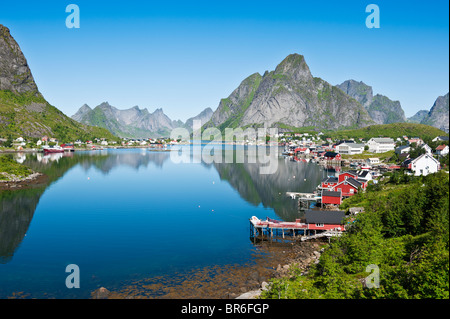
[249,216,344,243]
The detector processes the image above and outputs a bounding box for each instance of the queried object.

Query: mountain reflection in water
[0,147,326,298]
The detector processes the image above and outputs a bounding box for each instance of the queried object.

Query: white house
[395,145,411,154]
[421,144,433,155]
[432,136,449,142]
[100,140,108,146]
[405,154,440,176]
[336,143,365,155]
[436,144,449,156]
[366,158,380,165]
[407,138,424,146]
[366,138,395,153]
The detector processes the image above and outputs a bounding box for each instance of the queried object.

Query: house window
[350,189,354,193]
[315,223,324,227]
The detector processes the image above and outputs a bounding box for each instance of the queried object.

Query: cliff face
[0,25,38,94]
[421,93,449,133]
[184,107,213,132]
[208,54,374,131]
[337,80,407,125]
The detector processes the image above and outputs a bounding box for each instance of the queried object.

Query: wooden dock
[249,216,343,242]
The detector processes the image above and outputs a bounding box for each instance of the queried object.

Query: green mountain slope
[325,122,448,142]
[0,24,115,142]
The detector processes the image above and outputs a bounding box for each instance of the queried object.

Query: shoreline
[0,172,48,190]
[91,239,324,299]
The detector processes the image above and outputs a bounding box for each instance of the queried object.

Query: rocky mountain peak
[421,93,449,133]
[337,80,373,108]
[0,24,39,95]
[98,101,113,109]
[207,53,374,131]
[337,80,406,124]
[273,54,312,83]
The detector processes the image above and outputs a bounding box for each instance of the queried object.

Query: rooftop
[305,210,346,225]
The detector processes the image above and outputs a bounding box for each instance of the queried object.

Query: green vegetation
[0,89,117,142]
[217,74,262,132]
[340,150,395,161]
[261,171,449,299]
[324,122,447,143]
[0,155,33,180]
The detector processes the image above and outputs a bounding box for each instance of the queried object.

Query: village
[250,132,449,243]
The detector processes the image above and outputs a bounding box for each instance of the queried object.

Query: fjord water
[0,146,325,298]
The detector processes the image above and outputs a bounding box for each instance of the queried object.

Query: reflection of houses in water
[36,152,65,164]
[14,152,27,164]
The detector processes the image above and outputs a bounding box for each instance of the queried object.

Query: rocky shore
[90,239,325,299]
[0,172,47,190]
[235,240,324,299]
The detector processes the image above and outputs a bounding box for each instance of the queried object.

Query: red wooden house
[304,210,346,231]
[338,171,357,183]
[331,177,362,197]
[321,176,339,189]
[321,190,342,205]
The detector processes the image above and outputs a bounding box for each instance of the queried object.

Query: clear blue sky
[1,0,448,121]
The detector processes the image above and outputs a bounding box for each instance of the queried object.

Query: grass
[324,122,447,142]
[0,89,118,142]
[340,150,395,161]
[0,155,33,180]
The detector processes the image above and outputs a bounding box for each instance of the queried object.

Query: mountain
[420,93,449,133]
[337,80,407,125]
[408,110,429,124]
[207,54,374,132]
[72,103,214,138]
[0,24,115,141]
[71,102,185,138]
[184,107,213,132]
[71,104,92,122]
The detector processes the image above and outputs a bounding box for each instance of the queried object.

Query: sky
[1,0,448,121]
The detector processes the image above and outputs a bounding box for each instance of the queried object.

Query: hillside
[325,122,448,142]
[261,171,449,299]
[0,24,116,142]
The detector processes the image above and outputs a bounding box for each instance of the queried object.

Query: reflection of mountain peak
[80,151,171,174]
[0,189,43,264]
[214,157,324,220]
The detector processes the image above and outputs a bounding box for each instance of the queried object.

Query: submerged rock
[91,287,111,299]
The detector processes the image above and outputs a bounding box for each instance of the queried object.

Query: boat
[43,145,65,154]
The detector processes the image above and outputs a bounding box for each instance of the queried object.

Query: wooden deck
[249,216,344,242]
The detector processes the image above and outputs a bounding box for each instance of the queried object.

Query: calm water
[0,146,326,298]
